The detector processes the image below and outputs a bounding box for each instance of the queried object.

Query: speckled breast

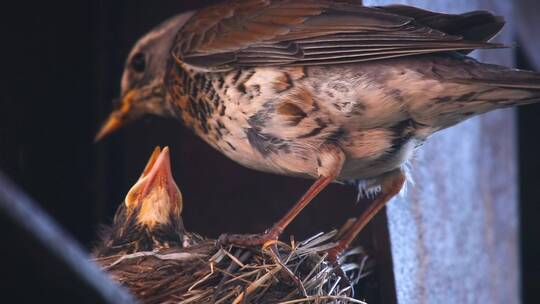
[166,61,430,181]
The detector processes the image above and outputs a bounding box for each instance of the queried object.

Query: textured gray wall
[516,0,540,69]
[364,1,519,303]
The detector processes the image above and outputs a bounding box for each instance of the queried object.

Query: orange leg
[219,175,334,247]
[327,170,406,263]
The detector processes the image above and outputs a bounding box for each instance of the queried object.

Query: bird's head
[95,12,194,141]
[124,146,183,228]
[95,146,189,256]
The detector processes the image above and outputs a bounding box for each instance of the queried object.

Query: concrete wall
[364,1,520,303]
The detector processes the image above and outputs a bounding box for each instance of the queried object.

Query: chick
[94,147,195,257]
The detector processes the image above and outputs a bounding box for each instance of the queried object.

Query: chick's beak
[139,146,181,209]
[125,146,183,227]
[140,146,162,178]
[94,90,138,142]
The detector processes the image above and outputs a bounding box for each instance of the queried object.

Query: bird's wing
[377,5,505,43]
[172,0,505,71]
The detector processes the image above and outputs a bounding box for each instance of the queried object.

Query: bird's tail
[423,60,540,130]
[472,71,540,108]
[434,54,540,92]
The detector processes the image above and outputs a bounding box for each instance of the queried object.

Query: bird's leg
[327,169,406,264]
[219,146,345,247]
[218,175,335,247]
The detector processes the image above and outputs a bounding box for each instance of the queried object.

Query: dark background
[0,1,538,303]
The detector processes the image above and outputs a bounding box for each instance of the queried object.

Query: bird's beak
[140,146,162,178]
[94,90,137,142]
[125,146,183,227]
[138,146,181,207]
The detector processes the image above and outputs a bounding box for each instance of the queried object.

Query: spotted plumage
[164,55,539,183]
[97,0,540,257]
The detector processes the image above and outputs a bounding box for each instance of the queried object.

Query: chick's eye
[130,52,146,73]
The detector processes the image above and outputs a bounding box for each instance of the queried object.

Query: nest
[94,231,370,304]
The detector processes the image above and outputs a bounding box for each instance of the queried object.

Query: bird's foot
[325,245,355,294]
[218,226,281,248]
[326,247,342,266]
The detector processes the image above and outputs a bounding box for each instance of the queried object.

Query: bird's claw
[326,246,355,295]
[326,247,342,265]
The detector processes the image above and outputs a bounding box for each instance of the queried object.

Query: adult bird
[96,0,540,261]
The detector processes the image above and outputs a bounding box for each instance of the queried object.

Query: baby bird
[94,147,197,257]
[96,1,540,261]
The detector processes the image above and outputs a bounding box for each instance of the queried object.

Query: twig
[278,295,367,304]
[105,251,205,269]
[232,265,283,304]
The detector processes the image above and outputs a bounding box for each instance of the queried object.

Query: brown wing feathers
[378,5,505,42]
[173,0,506,70]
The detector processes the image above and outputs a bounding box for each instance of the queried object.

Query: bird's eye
[130,52,146,73]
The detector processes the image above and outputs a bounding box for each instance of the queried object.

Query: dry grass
[94,231,370,304]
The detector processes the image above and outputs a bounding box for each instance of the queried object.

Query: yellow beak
[94,90,137,142]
